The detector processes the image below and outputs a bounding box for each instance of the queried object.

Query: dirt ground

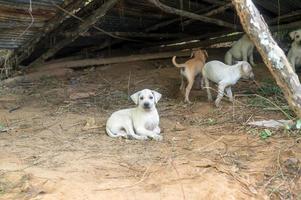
[0,52,300,200]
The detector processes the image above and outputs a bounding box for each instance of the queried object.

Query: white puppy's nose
[143,102,150,109]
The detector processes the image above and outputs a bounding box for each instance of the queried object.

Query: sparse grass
[247,78,294,118]
[0,49,13,79]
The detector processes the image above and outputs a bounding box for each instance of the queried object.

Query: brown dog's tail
[172,56,186,68]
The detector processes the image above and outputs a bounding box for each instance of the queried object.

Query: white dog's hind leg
[225,86,233,102]
[215,83,227,107]
[106,127,127,138]
[224,51,232,65]
[136,128,162,141]
[204,77,213,102]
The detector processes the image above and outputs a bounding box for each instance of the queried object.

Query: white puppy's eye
[140,96,144,100]
[297,35,300,39]
[149,96,153,99]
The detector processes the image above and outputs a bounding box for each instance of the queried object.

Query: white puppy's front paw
[152,134,163,141]
[138,135,148,140]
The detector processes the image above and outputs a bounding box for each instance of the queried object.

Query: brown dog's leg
[180,75,185,91]
[185,75,194,103]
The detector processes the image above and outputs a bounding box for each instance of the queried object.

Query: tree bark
[232,0,301,118]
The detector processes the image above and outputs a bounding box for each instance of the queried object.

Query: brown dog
[172,49,208,103]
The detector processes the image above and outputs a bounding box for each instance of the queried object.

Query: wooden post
[232,0,301,118]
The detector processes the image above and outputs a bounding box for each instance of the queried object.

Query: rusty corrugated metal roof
[0,0,63,49]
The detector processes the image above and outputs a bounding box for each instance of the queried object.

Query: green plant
[260,129,272,139]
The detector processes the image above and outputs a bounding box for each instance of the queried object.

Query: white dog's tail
[172,56,186,68]
[106,126,120,138]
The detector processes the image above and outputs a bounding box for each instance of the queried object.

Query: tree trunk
[232,0,301,118]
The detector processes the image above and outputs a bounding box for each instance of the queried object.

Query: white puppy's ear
[152,90,162,104]
[242,62,251,73]
[130,91,140,105]
[289,31,296,40]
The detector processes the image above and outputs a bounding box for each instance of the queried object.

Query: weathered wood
[30,0,119,67]
[202,0,228,6]
[142,33,243,53]
[40,50,192,69]
[182,3,233,26]
[148,0,238,29]
[65,31,188,39]
[232,0,301,118]
[268,9,301,24]
[144,4,217,32]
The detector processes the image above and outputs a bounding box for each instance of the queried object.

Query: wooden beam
[145,3,233,32]
[202,0,229,6]
[39,50,193,69]
[66,31,188,39]
[182,3,233,26]
[144,4,217,32]
[30,0,119,67]
[268,9,301,24]
[147,0,238,29]
[232,0,301,118]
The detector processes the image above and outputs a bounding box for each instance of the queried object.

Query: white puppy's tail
[172,56,186,68]
[106,126,120,138]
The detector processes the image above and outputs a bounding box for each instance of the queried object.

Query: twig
[277,149,285,180]
[94,163,152,191]
[197,136,224,152]
[16,0,34,39]
[170,158,186,200]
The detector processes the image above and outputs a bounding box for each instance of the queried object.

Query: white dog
[202,61,254,107]
[106,89,162,141]
[287,29,301,72]
[225,34,255,66]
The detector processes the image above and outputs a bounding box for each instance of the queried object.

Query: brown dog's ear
[289,31,297,40]
[151,90,162,104]
[130,91,140,105]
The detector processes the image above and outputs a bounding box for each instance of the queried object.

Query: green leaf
[0,124,4,131]
[296,119,301,129]
[260,129,272,139]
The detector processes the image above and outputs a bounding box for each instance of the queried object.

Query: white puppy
[106,89,162,141]
[202,61,254,107]
[287,29,301,72]
[225,34,255,66]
